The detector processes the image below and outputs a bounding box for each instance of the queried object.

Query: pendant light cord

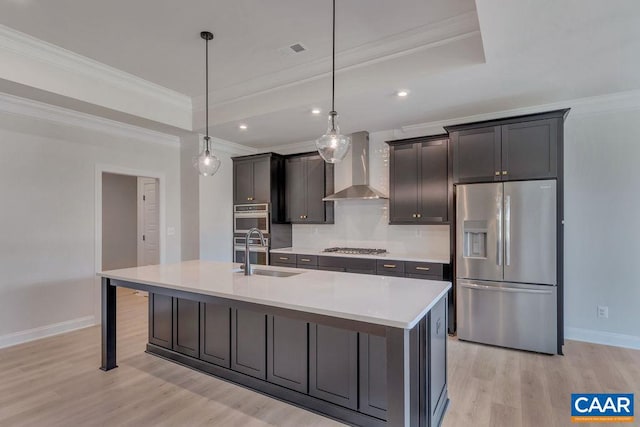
[205,35,210,153]
[330,0,337,130]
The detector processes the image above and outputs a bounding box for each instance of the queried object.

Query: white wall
[563,108,640,347]
[199,145,235,262]
[0,103,181,347]
[180,134,200,261]
[102,173,137,270]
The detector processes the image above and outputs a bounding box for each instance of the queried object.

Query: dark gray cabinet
[387,135,451,224]
[429,296,448,424]
[318,256,376,275]
[309,324,358,410]
[200,302,231,368]
[285,153,334,224]
[231,308,267,379]
[267,315,308,393]
[447,110,568,183]
[233,155,271,204]
[173,298,200,358]
[148,293,172,349]
[359,334,388,420]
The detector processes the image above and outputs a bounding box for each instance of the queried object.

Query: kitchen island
[98,261,450,427]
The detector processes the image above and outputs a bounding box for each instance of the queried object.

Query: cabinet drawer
[405,262,443,277]
[376,260,405,276]
[272,254,296,265]
[296,254,318,267]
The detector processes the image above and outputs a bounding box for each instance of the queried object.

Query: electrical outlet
[597,305,609,319]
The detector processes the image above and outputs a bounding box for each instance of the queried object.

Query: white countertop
[270,247,450,264]
[99,260,451,329]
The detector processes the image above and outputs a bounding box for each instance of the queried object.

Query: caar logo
[571,394,634,423]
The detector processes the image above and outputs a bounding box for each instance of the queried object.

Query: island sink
[98,260,451,427]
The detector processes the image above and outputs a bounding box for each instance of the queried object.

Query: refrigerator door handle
[505,195,511,266]
[460,282,553,295]
[497,194,503,266]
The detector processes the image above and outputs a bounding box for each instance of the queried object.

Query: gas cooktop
[322,247,388,255]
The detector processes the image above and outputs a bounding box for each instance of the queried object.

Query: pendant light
[194,31,221,177]
[315,0,351,163]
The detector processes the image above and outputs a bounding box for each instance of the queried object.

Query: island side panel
[386,323,421,427]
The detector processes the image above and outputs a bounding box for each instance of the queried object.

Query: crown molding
[193,11,481,112]
[0,92,180,147]
[399,89,640,136]
[0,24,192,112]
[260,140,317,155]
[201,135,258,156]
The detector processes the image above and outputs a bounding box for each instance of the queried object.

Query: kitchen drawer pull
[279,257,289,261]
[300,258,311,262]
[383,264,396,268]
[415,266,430,271]
[247,197,254,201]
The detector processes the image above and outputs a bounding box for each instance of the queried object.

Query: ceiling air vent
[289,43,307,53]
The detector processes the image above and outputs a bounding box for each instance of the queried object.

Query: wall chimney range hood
[323,131,388,201]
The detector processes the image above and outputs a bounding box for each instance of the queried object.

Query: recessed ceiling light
[311,108,321,115]
[238,124,248,130]
[397,90,409,97]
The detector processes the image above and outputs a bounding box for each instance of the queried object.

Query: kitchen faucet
[244,228,267,276]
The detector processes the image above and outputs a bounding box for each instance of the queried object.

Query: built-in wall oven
[233,236,269,265]
[233,204,269,234]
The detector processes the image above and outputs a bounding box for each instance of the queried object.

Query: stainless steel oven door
[233,212,269,234]
[233,245,269,265]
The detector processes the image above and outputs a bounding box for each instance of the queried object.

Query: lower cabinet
[231,308,267,379]
[200,302,231,368]
[359,334,388,420]
[309,324,358,410]
[173,298,200,358]
[430,296,448,424]
[148,293,173,349]
[267,315,308,393]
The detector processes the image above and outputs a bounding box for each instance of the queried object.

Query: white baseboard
[565,327,640,350]
[0,315,97,349]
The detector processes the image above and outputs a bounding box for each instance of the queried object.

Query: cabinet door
[430,297,448,423]
[359,334,388,420]
[305,156,328,223]
[234,160,254,203]
[173,298,200,358]
[309,324,358,409]
[148,293,172,349]
[389,144,419,223]
[200,303,231,368]
[452,126,501,183]
[252,157,272,203]
[267,315,308,393]
[418,139,449,223]
[501,119,558,180]
[231,308,267,379]
[285,157,306,222]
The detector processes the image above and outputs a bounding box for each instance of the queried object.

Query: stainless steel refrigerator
[456,180,557,354]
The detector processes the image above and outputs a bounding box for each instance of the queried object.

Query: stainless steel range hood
[323,131,388,201]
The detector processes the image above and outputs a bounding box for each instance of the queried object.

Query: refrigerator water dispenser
[463,220,487,258]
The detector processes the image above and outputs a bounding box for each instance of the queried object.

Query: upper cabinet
[446,110,568,184]
[232,153,285,220]
[387,135,451,224]
[285,153,334,224]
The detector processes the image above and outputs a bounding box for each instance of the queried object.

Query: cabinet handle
[279,257,289,261]
[300,258,311,262]
[415,266,430,271]
[412,214,417,218]
[299,215,303,219]
[383,264,396,268]
[247,197,254,201]
[495,171,500,176]
[417,213,422,218]
[502,171,508,175]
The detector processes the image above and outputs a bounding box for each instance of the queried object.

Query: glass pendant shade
[315,112,351,163]
[193,137,221,177]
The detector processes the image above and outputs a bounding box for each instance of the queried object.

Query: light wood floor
[1,289,638,427]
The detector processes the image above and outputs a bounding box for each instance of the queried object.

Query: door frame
[94,164,167,323]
